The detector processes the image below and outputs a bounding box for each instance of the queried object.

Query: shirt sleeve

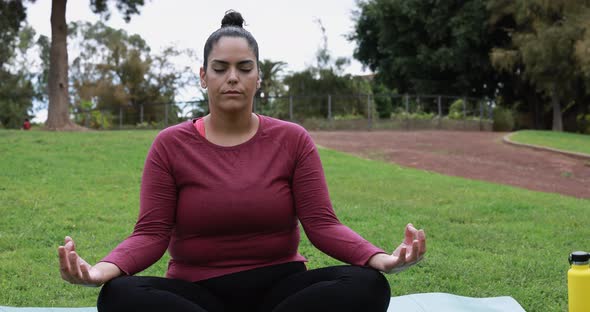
[291,131,385,266]
[101,136,176,275]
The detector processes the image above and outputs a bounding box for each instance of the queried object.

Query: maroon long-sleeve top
[102,115,384,282]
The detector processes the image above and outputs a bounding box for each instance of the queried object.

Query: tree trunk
[46,0,79,130]
[524,81,542,129]
[551,83,563,131]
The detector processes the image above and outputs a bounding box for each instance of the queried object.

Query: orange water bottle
[568,251,590,312]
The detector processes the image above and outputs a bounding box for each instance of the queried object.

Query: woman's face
[200,36,260,114]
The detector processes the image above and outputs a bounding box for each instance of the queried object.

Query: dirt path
[310,130,590,199]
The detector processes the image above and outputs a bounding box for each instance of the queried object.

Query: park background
[1,0,590,132]
[1,1,590,311]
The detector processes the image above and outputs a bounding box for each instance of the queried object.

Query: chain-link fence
[72,94,493,131]
[71,100,203,130]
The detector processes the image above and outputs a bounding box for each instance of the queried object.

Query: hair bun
[221,10,244,28]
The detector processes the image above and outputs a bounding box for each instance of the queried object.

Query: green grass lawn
[510,130,590,155]
[1,129,589,311]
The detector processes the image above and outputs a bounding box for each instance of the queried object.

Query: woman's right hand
[58,236,118,287]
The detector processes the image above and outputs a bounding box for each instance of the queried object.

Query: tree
[46,0,145,130]
[255,59,286,115]
[35,34,50,103]
[489,0,590,131]
[68,20,193,128]
[0,70,35,129]
[258,59,286,98]
[284,68,372,116]
[69,21,151,119]
[575,9,590,86]
[0,0,27,67]
[350,0,499,98]
[281,19,372,120]
[0,2,37,128]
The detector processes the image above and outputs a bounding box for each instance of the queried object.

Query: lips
[223,90,241,94]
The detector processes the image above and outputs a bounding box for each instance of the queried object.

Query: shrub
[576,114,590,134]
[391,111,435,120]
[334,114,364,121]
[493,107,515,131]
[136,121,150,129]
[448,99,465,120]
[372,83,394,118]
[90,110,113,129]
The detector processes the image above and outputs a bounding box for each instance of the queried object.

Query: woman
[58,11,426,312]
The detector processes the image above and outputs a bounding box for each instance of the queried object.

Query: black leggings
[97,262,391,312]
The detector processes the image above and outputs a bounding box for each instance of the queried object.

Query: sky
[25,0,370,122]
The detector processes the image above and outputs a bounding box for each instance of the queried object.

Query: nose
[227,68,238,84]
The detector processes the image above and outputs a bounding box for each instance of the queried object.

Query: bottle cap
[569,251,590,264]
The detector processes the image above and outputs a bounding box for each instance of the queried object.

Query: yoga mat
[1,293,526,312]
[387,292,526,312]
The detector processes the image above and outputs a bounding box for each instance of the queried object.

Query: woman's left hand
[367,223,426,274]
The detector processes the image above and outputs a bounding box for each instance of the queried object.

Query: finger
[64,241,73,253]
[398,246,407,263]
[58,246,71,275]
[66,237,76,252]
[409,239,420,262]
[404,224,419,244]
[68,251,82,281]
[64,236,72,248]
[391,242,405,257]
[80,262,92,283]
[418,229,427,255]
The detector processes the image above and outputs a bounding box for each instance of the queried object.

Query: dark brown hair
[203,10,259,70]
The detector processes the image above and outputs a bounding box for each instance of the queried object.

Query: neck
[206,109,255,135]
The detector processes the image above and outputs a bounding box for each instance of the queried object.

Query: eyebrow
[210,60,255,66]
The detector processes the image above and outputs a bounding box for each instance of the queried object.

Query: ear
[199,67,207,89]
[256,77,261,89]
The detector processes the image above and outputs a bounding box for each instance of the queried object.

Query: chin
[210,97,253,113]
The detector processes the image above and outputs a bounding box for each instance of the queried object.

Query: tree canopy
[489,0,590,131]
[45,0,146,130]
[3,1,590,132]
[350,0,498,97]
[282,19,372,120]
[68,21,193,128]
[350,0,590,132]
[0,1,36,128]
